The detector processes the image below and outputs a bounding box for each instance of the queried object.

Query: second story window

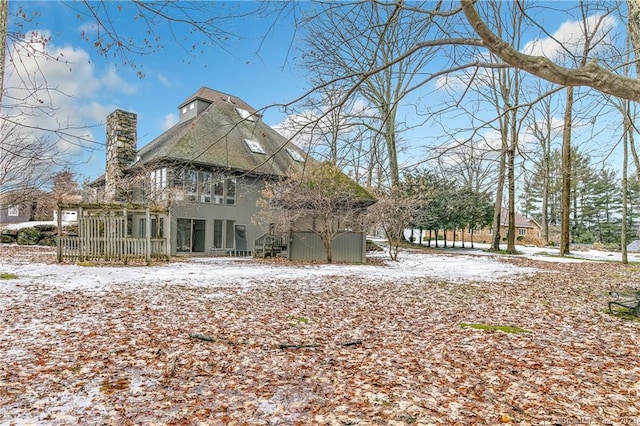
[186,170,198,202]
[226,178,236,205]
[170,166,237,206]
[200,171,211,203]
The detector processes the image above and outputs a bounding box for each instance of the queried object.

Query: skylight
[286,148,305,162]
[236,107,255,122]
[244,139,266,154]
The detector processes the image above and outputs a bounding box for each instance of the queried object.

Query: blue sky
[5,1,309,181]
[3,1,632,184]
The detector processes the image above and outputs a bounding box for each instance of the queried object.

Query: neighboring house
[52,210,78,223]
[81,86,373,262]
[472,208,543,245]
[0,191,37,225]
[627,240,640,253]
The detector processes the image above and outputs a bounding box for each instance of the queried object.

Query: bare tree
[0,118,58,205]
[257,162,373,263]
[524,87,562,243]
[368,186,416,261]
[299,1,440,189]
[460,0,640,101]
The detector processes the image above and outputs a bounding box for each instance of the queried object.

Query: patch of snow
[2,249,538,295]
[2,221,72,230]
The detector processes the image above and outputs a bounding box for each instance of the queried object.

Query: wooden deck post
[78,205,84,262]
[122,207,128,264]
[145,206,151,264]
[56,204,63,262]
[165,208,172,258]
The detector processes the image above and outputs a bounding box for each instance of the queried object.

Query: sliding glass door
[176,218,206,253]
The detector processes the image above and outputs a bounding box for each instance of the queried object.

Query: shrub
[17,227,40,245]
[366,240,384,252]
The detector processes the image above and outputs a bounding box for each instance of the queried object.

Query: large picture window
[170,166,237,205]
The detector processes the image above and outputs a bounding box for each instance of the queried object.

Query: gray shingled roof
[136,87,306,177]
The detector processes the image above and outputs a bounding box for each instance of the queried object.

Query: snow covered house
[72,87,373,263]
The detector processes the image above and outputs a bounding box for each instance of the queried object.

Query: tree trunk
[323,237,333,263]
[628,0,640,78]
[491,148,506,251]
[506,71,519,254]
[384,108,400,189]
[507,145,516,253]
[622,100,631,264]
[542,100,552,243]
[560,86,573,256]
[0,0,8,108]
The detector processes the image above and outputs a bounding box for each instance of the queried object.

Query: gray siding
[0,202,32,224]
[167,176,267,256]
[289,231,366,263]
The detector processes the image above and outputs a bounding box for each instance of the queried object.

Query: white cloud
[162,113,178,130]
[523,14,618,62]
[101,65,137,94]
[157,73,172,88]
[78,22,99,37]
[2,30,139,161]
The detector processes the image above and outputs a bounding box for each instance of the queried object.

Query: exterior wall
[166,175,268,256]
[0,202,32,224]
[289,231,366,263]
[440,225,542,245]
[179,99,211,123]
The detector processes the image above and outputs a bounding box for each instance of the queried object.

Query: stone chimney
[104,109,137,203]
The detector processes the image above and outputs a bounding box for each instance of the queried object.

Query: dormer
[178,86,263,124]
[178,97,212,123]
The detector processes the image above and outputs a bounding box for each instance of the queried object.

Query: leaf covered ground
[1,245,639,425]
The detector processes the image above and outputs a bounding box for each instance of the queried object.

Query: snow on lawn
[0,247,539,292]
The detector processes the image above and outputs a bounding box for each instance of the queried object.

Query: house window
[213,180,224,204]
[212,177,236,205]
[518,228,526,236]
[236,107,255,122]
[7,205,19,216]
[213,219,236,250]
[225,220,235,249]
[150,168,168,200]
[200,171,212,203]
[286,148,304,162]
[244,139,266,154]
[226,178,236,205]
[213,219,223,249]
[139,218,146,237]
[186,170,198,202]
[189,102,195,110]
[182,107,187,114]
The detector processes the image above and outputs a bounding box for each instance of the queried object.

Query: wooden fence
[56,205,168,264]
[58,236,167,263]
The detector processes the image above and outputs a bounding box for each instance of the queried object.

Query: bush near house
[2,224,64,246]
